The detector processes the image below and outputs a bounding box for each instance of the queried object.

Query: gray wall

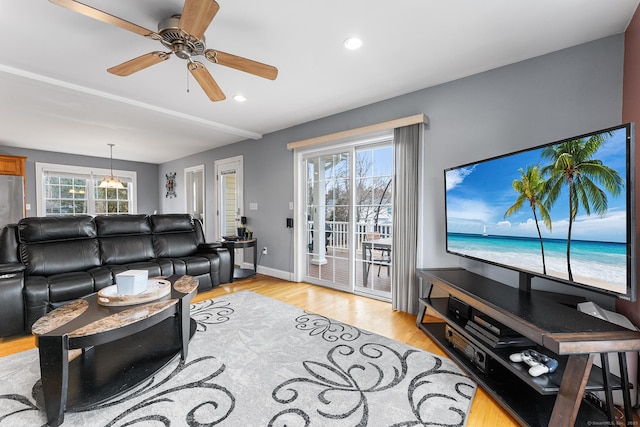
[0,146,159,215]
[160,35,624,306]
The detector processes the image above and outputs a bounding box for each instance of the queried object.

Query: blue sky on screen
[445,128,628,243]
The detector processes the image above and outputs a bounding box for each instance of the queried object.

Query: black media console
[416,268,640,427]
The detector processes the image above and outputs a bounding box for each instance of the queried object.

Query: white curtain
[391,123,421,314]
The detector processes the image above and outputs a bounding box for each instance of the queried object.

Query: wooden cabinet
[0,154,26,177]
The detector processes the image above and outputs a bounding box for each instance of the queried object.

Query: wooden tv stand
[416,268,640,427]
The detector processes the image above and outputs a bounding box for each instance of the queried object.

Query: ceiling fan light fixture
[233,94,247,102]
[343,37,363,50]
[49,0,278,102]
[99,143,125,189]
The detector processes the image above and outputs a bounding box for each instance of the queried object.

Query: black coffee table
[31,275,198,427]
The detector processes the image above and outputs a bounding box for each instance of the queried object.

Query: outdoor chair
[364,232,391,276]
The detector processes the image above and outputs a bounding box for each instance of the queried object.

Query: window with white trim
[35,163,137,216]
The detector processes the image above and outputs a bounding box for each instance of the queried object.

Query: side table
[221,238,257,281]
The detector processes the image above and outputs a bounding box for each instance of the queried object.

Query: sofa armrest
[197,246,232,284]
[197,242,223,253]
[195,243,232,285]
[0,268,25,337]
[0,263,26,277]
[214,248,232,284]
[24,276,50,333]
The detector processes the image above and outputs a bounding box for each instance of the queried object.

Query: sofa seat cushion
[104,262,165,279]
[89,266,115,291]
[186,257,211,276]
[47,272,95,303]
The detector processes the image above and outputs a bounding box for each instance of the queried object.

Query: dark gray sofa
[0,213,232,337]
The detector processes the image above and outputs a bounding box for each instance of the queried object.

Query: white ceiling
[0,0,638,164]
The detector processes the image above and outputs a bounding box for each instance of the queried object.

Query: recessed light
[343,37,363,50]
[233,94,247,102]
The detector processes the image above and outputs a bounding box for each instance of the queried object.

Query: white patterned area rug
[0,290,476,426]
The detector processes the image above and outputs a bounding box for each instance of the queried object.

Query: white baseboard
[241,262,294,281]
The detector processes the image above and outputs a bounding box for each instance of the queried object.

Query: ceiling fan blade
[204,50,278,80]
[49,0,158,38]
[188,61,226,102]
[108,52,171,76]
[179,0,220,40]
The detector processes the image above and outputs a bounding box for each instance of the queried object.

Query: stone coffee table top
[32,275,198,338]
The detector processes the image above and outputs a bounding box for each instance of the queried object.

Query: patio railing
[308,221,391,251]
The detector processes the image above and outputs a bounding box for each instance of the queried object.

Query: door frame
[293,134,393,299]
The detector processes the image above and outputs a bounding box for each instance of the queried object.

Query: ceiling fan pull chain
[186,66,190,93]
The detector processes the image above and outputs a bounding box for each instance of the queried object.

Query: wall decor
[165,172,176,198]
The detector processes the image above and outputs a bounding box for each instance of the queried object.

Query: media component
[445,324,490,373]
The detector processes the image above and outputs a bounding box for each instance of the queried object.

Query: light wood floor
[0,274,518,426]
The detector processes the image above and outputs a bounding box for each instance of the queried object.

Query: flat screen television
[444,123,637,301]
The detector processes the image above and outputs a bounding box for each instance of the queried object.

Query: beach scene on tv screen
[445,127,628,295]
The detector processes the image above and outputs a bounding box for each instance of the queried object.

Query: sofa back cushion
[18,216,101,275]
[151,214,198,258]
[95,214,152,236]
[18,215,96,243]
[153,233,198,258]
[95,215,155,264]
[150,214,194,233]
[99,235,155,264]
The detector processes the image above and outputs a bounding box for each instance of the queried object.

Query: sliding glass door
[300,140,393,300]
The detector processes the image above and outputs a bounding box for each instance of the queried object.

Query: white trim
[184,164,206,232]
[293,133,394,296]
[292,151,305,282]
[255,265,294,281]
[35,162,137,216]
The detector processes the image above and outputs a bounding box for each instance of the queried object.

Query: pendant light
[99,143,125,189]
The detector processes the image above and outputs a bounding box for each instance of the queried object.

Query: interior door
[184,165,205,231]
[215,156,244,263]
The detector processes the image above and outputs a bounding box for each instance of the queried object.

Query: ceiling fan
[49,0,278,101]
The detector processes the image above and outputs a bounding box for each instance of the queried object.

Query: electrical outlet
[262,247,268,255]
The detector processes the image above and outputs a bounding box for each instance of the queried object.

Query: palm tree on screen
[541,133,622,281]
[504,165,551,274]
